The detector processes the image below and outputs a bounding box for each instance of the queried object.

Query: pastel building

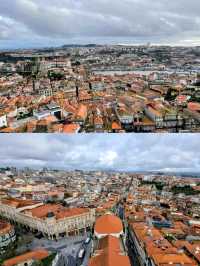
[0,198,95,240]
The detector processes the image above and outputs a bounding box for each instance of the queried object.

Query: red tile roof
[151,253,197,266]
[2,198,39,208]
[89,235,131,266]
[0,221,13,236]
[26,204,89,220]
[94,116,103,125]
[3,249,49,266]
[94,214,123,235]
[188,102,200,112]
[63,123,80,133]
[112,122,121,130]
[76,104,87,120]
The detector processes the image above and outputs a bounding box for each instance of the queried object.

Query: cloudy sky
[0,134,199,172]
[0,0,200,49]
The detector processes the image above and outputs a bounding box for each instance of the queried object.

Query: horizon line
[1,42,200,52]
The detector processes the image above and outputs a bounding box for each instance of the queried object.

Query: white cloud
[99,151,118,166]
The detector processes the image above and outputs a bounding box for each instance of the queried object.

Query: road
[27,234,92,266]
[78,241,92,266]
[54,240,92,266]
[28,235,86,252]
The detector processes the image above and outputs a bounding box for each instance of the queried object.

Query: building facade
[0,220,16,250]
[0,199,95,240]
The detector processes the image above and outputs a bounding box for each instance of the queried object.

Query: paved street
[25,234,92,266]
[28,235,86,251]
[78,241,92,266]
[53,239,92,266]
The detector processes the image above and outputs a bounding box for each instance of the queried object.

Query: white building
[0,199,95,240]
[0,115,7,128]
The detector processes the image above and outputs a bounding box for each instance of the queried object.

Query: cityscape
[0,134,200,266]
[0,45,200,133]
[0,0,200,266]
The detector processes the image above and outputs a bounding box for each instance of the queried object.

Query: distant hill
[62,44,99,48]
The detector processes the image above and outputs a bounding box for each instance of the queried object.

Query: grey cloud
[0,134,199,172]
[0,0,200,48]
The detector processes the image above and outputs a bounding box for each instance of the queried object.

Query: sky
[0,0,200,49]
[0,134,199,172]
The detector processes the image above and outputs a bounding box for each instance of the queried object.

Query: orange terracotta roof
[130,222,164,244]
[1,198,39,208]
[130,222,197,266]
[51,124,63,133]
[79,91,92,101]
[151,253,197,266]
[184,243,200,263]
[173,241,200,263]
[63,124,80,133]
[98,235,121,251]
[94,116,103,125]
[43,115,58,123]
[173,240,189,249]
[176,95,188,103]
[95,214,123,235]
[63,101,77,113]
[89,235,131,266]
[173,221,189,231]
[112,122,121,130]
[76,104,87,120]
[3,249,49,266]
[56,208,89,219]
[26,204,89,220]
[0,221,13,236]
[26,120,37,132]
[188,102,200,112]
[26,204,60,218]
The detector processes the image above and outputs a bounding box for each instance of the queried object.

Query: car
[78,248,85,259]
[35,232,43,239]
[84,237,91,245]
